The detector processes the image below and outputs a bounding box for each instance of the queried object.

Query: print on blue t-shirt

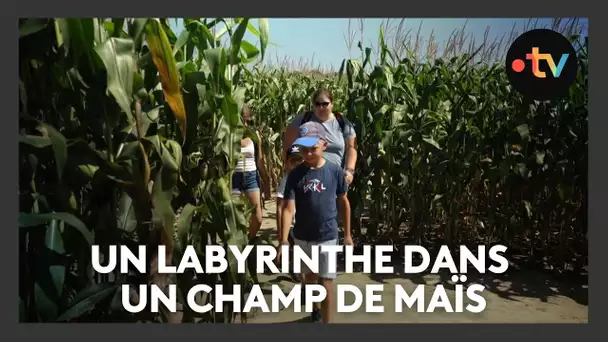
[284,160,348,242]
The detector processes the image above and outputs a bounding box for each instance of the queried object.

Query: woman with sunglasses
[282,88,357,185]
[233,104,271,241]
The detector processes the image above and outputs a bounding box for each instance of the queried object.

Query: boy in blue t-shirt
[279,121,353,324]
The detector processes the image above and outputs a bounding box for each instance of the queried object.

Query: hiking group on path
[228,87,588,325]
[231,87,357,323]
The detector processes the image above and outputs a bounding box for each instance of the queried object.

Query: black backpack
[301,111,348,133]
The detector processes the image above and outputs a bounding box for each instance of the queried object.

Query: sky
[170,18,588,71]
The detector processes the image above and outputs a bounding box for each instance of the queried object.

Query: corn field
[18,18,588,323]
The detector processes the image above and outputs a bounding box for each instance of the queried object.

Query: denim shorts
[232,171,260,195]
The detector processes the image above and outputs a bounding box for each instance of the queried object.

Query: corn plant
[19,17,270,323]
[19,17,588,323]
[246,19,587,274]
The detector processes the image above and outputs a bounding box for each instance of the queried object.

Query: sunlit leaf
[145,19,187,144]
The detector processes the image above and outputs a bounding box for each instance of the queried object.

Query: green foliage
[19,17,588,323]
[245,25,588,274]
[19,17,270,323]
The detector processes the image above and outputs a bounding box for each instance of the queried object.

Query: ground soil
[247,200,589,324]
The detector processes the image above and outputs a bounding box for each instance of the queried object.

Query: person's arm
[344,136,357,172]
[281,199,296,244]
[276,198,283,240]
[338,194,351,240]
[343,120,358,176]
[256,131,271,197]
[275,175,287,241]
[280,173,296,244]
[336,168,352,242]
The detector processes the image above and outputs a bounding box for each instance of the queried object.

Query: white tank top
[235,140,257,172]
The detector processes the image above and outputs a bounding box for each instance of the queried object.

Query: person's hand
[345,170,354,185]
[262,181,271,199]
[275,244,282,265]
[344,235,354,246]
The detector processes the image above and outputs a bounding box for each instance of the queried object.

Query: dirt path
[249,200,588,323]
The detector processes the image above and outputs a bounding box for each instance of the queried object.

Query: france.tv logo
[506,29,578,100]
[511,47,569,78]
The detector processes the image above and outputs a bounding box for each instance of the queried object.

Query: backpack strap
[302,110,347,134]
[335,112,346,133]
[301,111,314,125]
[253,138,258,163]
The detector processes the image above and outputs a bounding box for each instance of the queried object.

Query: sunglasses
[314,101,330,108]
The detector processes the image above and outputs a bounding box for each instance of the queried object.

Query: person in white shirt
[232,104,271,241]
[275,145,303,281]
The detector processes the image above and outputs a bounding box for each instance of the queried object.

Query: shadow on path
[258,206,588,308]
[366,259,588,306]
